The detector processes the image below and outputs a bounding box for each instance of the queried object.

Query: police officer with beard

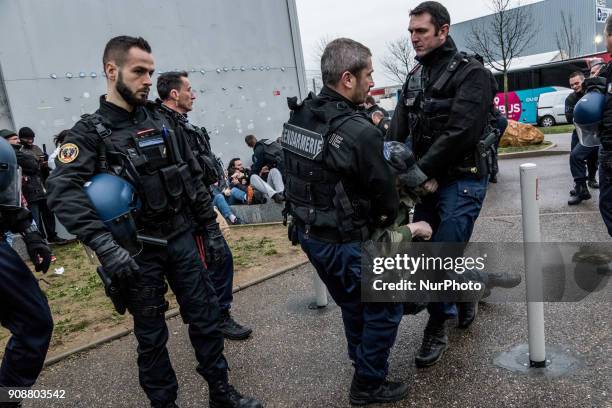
[387,1,520,369]
[0,135,53,408]
[46,36,260,408]
[154,71,252,341]
[283,38,408,405]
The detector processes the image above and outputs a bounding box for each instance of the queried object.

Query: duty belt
[294,219,369,244]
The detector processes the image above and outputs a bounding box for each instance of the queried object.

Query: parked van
[537,88,573,127]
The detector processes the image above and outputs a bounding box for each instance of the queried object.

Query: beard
[116,71,149,107]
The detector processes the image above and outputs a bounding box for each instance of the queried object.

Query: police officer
[566,71,600,205]
[0,135,53,408]
[594,16,612,237]
[46,36,260,408]
[387,2,520,368]
[283,38,408,405]
[154,71,252,341]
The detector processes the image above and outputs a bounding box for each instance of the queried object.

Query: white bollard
[313,273,328,308]
[519,163,547,367]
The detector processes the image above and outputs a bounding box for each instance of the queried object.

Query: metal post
[309,273,328,309]
[519,163,546,367]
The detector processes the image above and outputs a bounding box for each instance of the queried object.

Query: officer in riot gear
[0,135,53,407]
[46,36,261,408]
[387,2,520,368]
[155,71,252,341]
[592,16,612,236]
[571,83,606,206]
[283,37,408,405]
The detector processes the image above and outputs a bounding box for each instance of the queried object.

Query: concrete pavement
[26,148,612,407]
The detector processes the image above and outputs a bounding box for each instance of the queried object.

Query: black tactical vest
[403,52,481,160]
[282,94,371,243]
[156,103,220,186]
[82,107,197,238]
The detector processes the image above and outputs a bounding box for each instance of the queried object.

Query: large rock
[499,120,544,147]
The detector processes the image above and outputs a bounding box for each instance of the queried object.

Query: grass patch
[54,317,90,337]
[231,236,278,267]
[538,124,574,134]
[499,140,553,154]
[1,224,304,358]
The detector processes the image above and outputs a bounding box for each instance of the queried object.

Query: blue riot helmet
[84,173,142,255]
[383,141,428,188]
[0,136,21,208]
[574,91,606,147]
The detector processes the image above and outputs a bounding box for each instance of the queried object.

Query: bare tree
[466,0,537,117]
[380,36,415,84]
[555,11,582,59]
[311,35,333,66]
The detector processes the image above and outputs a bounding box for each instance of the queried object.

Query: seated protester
[226,169,266,205]
[228,156,283,204]
[244,135,285,204]
[209,161,244,225]
[210,185,244,225]
[244,134,284,175]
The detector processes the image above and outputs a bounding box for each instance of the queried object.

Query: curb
[43,259,310,367]
[230,221,284,228]
[498,143,569,160]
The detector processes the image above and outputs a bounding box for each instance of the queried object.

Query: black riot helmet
[0,136,21,208]
[383,141,427,188]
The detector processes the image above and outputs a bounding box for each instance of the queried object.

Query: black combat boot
[588,178,599,189]
[568,182,591,205]
[415,317,448,368]
[457,302,478,328]
[219,310,252,340]
[348,374,409,406]
[209,379,262,408]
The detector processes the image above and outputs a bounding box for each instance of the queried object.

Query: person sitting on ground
[209,165,245,225]
[244,134,284,176]
[229,156,284,204]
[225,168,266,205]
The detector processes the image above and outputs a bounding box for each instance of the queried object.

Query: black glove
[89,232,140,281]
[202,222,226,266]
[22,229,52,273]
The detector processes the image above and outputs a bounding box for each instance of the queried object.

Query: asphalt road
[26,142,612,408]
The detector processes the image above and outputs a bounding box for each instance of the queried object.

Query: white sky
[295,0,542,86]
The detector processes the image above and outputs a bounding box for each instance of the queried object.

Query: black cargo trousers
[128,229,228,406]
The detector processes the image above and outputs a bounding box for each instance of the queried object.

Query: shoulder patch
[57,143,79,164]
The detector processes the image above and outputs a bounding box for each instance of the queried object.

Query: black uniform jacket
[46,96,216,246]
[565,90,584,124]
[387,36,492,179]
[290,86,399,229]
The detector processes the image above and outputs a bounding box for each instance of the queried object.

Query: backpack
[259,139,283,167]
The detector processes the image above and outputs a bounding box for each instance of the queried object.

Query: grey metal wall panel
[0,63,14,130]
[451,0,604,60]
[0,0,306,164]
